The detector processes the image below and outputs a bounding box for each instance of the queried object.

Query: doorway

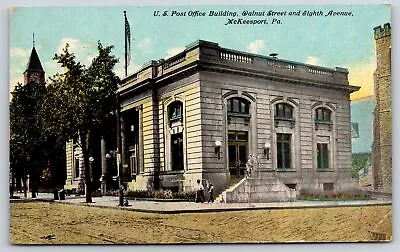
[171,133,184,171]
[228,131,248,178]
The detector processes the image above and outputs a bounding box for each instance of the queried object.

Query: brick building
[111,40,359,202]
[372,23,392,192]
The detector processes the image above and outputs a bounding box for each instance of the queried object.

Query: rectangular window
[317,143,329,169]
[277,133,291,169]
[171,133,184,171]
[74,157,79,178]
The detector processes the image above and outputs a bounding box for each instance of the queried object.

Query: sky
[9,4,391,100]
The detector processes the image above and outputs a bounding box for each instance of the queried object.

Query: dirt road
[9,202,391,244]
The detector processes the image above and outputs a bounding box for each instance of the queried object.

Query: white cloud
[114,62,141,79]
[56,37,94,66]
[42,60,63,78]
[57,38,80,54]
[10,47,30,58]
[305,56,319,66]
[246,40,266,54]
[165,47,185,59]
[136,37,151,49]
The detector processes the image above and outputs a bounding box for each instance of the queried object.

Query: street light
[89,157,94,183]
[264,142,271,160]
[101,153,112,194]
[215,140,222,160]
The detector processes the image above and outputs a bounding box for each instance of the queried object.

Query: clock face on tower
[29,72,41,83]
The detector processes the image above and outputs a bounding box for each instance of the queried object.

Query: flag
[125,13,131,66]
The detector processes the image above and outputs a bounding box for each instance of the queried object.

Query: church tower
[23,34,45,84]
[372,23,391,192]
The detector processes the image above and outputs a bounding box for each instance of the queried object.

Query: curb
[10,198,392,214]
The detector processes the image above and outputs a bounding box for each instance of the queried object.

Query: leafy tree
[352,153,370,178]
[10,81,47,198]
[40,42,119,203]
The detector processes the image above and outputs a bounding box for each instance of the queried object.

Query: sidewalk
[10,193,392,214]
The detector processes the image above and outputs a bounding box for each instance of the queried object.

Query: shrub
[171,191,196,200]
[121,189,196,201]
[152,190,173,199]
[299,188,371,201]
[124,190,152,198]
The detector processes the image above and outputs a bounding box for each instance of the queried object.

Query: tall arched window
[168,101,183,124]
[227,97,250,115]
[315,107,331,123]
[275,103,294,120]
[166,100,184,171]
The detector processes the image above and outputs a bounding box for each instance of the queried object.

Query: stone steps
[216,175,296,203]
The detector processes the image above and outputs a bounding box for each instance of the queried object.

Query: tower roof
[25,46,44,73]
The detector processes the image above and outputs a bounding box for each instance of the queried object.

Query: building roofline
[121,39,348,83]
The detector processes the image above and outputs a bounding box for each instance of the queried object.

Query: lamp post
[264,142,271,160]
[101,153,111,194]
[215,140,222,160]
[89,156,94,183]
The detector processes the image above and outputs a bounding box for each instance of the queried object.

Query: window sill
[276,169,297,172]
[274,117,295,122]
[315,121,332,125]
[169,119,183,127]
[274,118,295,128]
[315,121,333,130]
[161,170,184,175]
[170,116,182,122]
[316,169,334,172]
[228,112,250,117]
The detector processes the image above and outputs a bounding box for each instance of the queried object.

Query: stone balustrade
[119,39,350,91]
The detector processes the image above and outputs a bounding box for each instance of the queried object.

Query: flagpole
[124,10,128,77]
[117,10,127,207]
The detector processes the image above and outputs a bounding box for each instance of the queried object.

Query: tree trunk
[31,181,37,198]
[31,168,37,198]
[23,171,27,198]
[81,131,92,203]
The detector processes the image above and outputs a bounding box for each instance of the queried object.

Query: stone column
[100,136,107,194]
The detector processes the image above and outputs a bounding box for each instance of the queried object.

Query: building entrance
[228,131,248,178]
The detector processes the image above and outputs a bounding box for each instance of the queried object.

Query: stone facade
[372,23,392,192]
[117,40,359,200]
[64,134,118,193]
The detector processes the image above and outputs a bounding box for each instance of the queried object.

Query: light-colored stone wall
[64,140,84,191]
[126,74,204,191]
[119,40,357,195]
[200,70,355,192]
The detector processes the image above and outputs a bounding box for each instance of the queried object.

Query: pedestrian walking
[207,182,214,203]
[195,179,204,203]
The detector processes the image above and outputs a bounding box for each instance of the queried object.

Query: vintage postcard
[8,4,392,244]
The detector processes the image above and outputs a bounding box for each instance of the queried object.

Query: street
[9,202,391,244]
